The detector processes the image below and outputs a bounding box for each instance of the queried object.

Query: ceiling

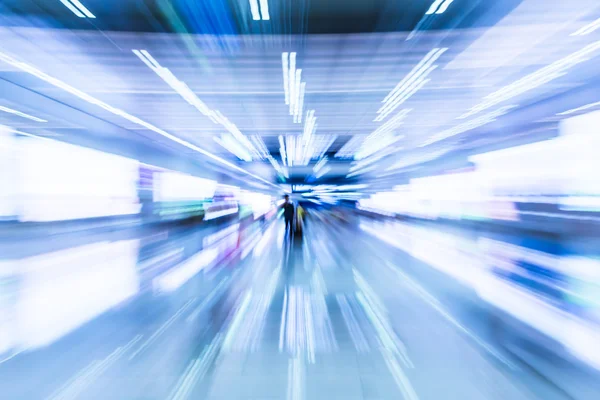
[1,0,600,192]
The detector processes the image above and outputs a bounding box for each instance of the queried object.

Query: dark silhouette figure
[281,195,295,238]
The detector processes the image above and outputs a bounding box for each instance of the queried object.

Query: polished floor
[1,214,599,400]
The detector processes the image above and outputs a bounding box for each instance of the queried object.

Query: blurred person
[280,194,295,238]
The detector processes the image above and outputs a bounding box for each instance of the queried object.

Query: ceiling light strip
[571,18,600,36]
[461,41,600,119]
[282,53,290,105]
[381,48,445,104]
[258,0,270,20]
[0,105,47,122]
[279,135,288,167]
[313,156,328,173]
[67,0,95,18]
[0,50,278,189]
[133,50,260,159]
[59,0,95,18]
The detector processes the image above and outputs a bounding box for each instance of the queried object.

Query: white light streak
[0,105,47,122]
[259,0,270,20]
[249,0,261,20]
[571,17,600,36]
[377,48,446,121]
[461,41,600,119]
[59,0,95,18]
[294,69,302,119]
[335,135,366,158]
[435,0,454,14]
[425,0,444,15]
[0,50,278,188]
[298,82,306,123]
[313,156,328,173]
[557,100,600,116]
[289,52,297,115]
[279,135,288,167]
[214,135,253,162]
[282,53,290,105]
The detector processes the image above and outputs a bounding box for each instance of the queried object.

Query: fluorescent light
[377,48,446,121]
[315,166,331,179]
[286,135,295,166]
[436,0,454,14]
[313,156,328,173]
[249,0,261,20]
[259,0,270,20]
[0,105,47,122]
[425,0,453,15]
[133,50,261,160]
[425,0,444,15]
[279,135,287,167]
[59,0,95,18]
[249,135,270,158]
[68,0,95,18]
[297,82,306,124]
[282,53,290,105]
[294,69,302,118]
[557,101,600,116]
[303,109,317,144]
[0,50,279,189]
[289,52,297,115]
[336,135,366,158]
[214,135,253,162]
[283,52,306,121]
[571,17,600,36]
[461,41,600,119]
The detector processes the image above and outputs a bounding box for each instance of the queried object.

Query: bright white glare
[0,127,18,218]
[154,248,219,292]
[19,138,140,222]
[17,240,139,348]
[249,0,261,20]
[571,17,600,36]
[0,105,47,122]
[153,171,217,202]
[259,0,270,20]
